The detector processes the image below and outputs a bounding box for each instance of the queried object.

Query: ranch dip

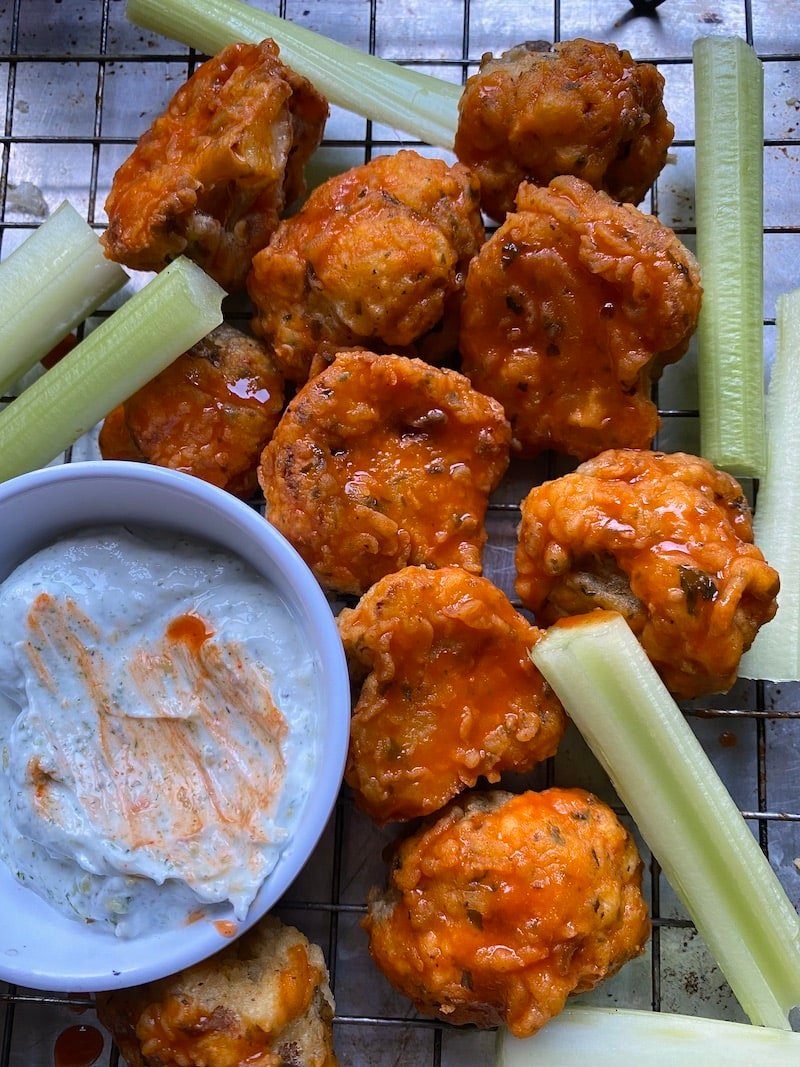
[0,527,318,938]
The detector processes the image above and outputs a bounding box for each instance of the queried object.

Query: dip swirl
[0,527,317,937]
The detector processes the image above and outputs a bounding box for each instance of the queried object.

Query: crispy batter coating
[459,176,702,460]
[102,40,328,292]
[338,566,567,823]
[247,150,484,383]
[515,449,780,698]
[454,38,674,221]
[95,916,337,1067]
[364,788,649,1036]
[99,324,285,498]
[259,351,511,595]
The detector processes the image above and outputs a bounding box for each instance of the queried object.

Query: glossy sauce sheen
[53,1025,104,1067]
[136,943,318,1064]
[0,528,318,937]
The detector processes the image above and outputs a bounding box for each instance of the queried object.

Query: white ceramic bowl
[0,461,350,992]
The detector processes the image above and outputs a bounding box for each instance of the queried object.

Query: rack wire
[1,1,799,1064]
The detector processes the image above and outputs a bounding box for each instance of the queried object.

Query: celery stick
[125,0,461,149]
[693,36,766,478]
[0,202,128,395]
[740,288,800,680]
[0,257,224,483]
[530,611,800,1031]
[496,1007,800,1065]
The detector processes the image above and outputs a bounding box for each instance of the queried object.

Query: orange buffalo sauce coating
[101,40,327,292]
[248,149,484,383]
[137,996,275,1066]
[339,566,566,823]
[516,449,780,697]
[455,38,674,221]
[459,176,701,461]
[136,944,316,1066]
[364,788,650,1037]
[259,351,511,595]
[99,324,285,499]
[97,917,337,1067]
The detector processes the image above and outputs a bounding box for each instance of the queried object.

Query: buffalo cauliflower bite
[364,788,650,1036]
[96,915,337,1067]
[258,351,511,595]
[99,324,285,499]
[515,449,780,698]
[102,39,328,292]
[459,175,702,461]
[454,38,674,221]
[338,566,567,824]
[247,150,485,383]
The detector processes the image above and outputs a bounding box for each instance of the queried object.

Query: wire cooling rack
[1,1,799,1064]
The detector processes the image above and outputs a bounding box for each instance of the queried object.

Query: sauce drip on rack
[53,1024,104,1067]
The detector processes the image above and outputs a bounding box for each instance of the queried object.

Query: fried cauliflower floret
[338,567,566,824]
[95,916,337,1067]
[248,150,484,383]
[259,351,510,595]
[459,176,702,460]
[454,38,674,221]
[102,40,328,292]
[99,324,285,498]
[364,788,650,1037]
[515,449,780,698]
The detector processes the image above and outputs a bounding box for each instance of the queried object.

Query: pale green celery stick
[530,611,800,1031]
[0,257,224,483]
[0,201,128,395]
[125,0,461,149]
[496,1006,800,1066]
[740,288,800,680]
[693,36,766,477]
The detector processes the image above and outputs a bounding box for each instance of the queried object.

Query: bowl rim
[0,460,350,991]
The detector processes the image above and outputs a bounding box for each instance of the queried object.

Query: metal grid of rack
[0,0,799,1064]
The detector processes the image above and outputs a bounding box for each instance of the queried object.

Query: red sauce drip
[41,333,78,370]
[214,919,238,938]
[719,730,738,748]
[68,992,90,1015]
[53,1025,104,1067]
[166,612,214,653]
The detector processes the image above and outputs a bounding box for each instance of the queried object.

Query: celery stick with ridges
[0,257,224,483]
[125,0,462,149]
[530,611,800,1031]
[125,0,461,149]
[740,288,800,681]
[693,36,766,477]
[0,201,128,395]
[496,1006,800,1065]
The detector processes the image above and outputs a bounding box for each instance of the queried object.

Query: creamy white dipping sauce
[0,527,318,938]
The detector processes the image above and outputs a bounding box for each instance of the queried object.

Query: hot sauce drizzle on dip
[0,528,318,938]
